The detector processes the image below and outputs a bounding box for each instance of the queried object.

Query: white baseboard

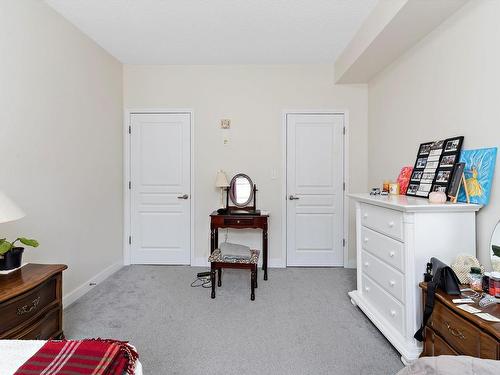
[63,261,123,309]
[345,258,357,269]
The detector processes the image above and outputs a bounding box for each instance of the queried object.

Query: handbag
[414,257,461,342]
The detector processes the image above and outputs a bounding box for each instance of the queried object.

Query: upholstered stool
[208,249,260,301]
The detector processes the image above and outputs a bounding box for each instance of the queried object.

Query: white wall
[124,65,368,267]
[0,1,123,298]
[368,1,500,268]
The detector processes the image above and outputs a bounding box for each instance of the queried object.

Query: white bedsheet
[0,340,143,375]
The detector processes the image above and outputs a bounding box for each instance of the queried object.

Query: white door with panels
[286,113,344,266]
[130,113,191,264]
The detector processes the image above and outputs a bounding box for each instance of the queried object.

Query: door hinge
[343,182,346,191]
[128,181,131,190]
[129,236,131,245]
[128,125,131,134]
[342,238,346,247]
[343,126,346,135]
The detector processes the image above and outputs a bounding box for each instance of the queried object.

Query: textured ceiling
[45,0,377,64]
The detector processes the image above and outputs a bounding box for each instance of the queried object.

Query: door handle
[177,194,189,199]
[289,195,300,200]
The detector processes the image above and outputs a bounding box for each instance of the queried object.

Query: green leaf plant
[0,237,39,256]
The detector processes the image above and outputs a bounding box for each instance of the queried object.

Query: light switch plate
[220,119,231,129]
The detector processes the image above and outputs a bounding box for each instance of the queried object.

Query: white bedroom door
[286,113,344,266]
[130,112,191,265]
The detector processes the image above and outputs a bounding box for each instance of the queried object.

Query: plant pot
[0,247,24,271]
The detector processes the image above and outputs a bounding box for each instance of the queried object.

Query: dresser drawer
[362,250,405,303]
[430,301,483,357]
[362,275,404,334]
[360,204,403,241]
[15,307,61,340]
[361,226,404,272]
[0,277,57,336]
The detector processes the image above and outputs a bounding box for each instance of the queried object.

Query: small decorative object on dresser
[348,193,481,364]
[419,282,499,359]
[0,263,67,339]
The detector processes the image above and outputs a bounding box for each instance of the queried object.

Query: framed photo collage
[406,136,464,198]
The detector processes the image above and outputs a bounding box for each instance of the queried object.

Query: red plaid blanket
[14,339,139,375]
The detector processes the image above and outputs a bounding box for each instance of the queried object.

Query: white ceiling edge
[44,0,378,65]
[334,0,468,84]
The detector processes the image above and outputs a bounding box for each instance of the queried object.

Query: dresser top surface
[0,263,67,302]
[349,193,481,213]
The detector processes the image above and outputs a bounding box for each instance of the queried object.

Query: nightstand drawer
[430,301,482,356]
[360,204,403,241]
[0,277,57,335]
[361,226,404,272]
[223,218,255,227]
[15,307,61,340]
[362,250,405,303]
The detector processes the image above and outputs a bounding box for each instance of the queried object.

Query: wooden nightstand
[0,264,67,339]
[420,282,500,359]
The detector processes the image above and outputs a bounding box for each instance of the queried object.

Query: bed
[0,340,143,375]
[396,355,500,375]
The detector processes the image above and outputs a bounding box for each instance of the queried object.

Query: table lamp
[215,170,229,208]
[0,191,25,224]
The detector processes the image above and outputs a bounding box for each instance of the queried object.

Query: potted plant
[0,237,39,271]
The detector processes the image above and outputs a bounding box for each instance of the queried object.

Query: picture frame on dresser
[407,136,464,199]
[347,193,481,364]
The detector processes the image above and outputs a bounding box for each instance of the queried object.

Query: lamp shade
[215,170,229,188]
[0,191,25,224]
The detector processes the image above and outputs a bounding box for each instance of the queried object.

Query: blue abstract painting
[458,148,497,205]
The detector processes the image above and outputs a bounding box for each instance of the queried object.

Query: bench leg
[251,266,256,301]
[217,268,222,287]
[255,267,258,289]
[211,266,216,299]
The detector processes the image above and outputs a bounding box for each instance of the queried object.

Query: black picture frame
[407,136,464,198]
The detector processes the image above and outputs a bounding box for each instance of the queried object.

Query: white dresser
[348,193,481,363]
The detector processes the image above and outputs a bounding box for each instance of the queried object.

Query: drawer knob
[389,251,395,257]
[390,310,396,317]
[237,220,240,224]
[388,221,395,228]
[364,237,369,243]
[365,286,370,292]
[389,280,396,287]
[364,262,369,267]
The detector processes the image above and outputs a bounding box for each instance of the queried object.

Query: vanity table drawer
[0,277,57,335]
[223,218,255,227]
[360,204,403,241]
[362,275,404,333]
[361,250,405,303]
[361,226,404,272]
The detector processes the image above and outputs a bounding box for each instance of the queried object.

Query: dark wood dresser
[420,282,500,359]
[0,264,67,339]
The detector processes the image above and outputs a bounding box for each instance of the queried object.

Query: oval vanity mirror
[491,220,500,272]
[229,173,254,208]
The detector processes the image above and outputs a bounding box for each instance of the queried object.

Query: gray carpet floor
[64,266,404,375]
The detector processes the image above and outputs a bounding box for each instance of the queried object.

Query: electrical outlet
[220,119,231,129]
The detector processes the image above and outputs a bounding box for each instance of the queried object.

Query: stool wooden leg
[255,267,258,289]
[250,266,256,301]
[217,268,222,287]
[211,265,216,299]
